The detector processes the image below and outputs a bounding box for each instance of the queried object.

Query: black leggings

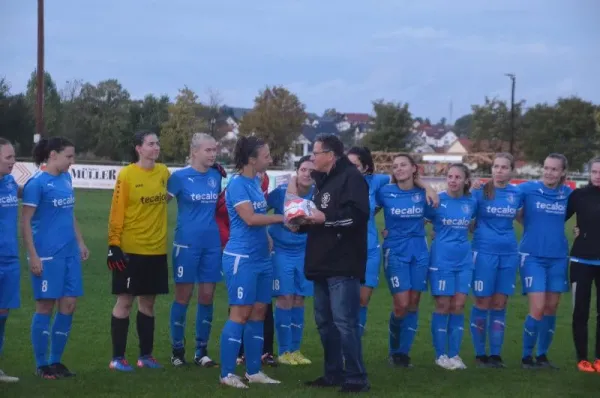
[228,302,275,356]
[570,260,600,362]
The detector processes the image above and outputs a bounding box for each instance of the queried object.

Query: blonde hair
[188,133,216,165]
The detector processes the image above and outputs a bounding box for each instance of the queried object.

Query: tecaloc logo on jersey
[441,217,471,228]
[535,201,566,215]
[190,192,218,203]
[0,194,18,207]
[253,200,268,211]
[485,205,517,217]
[52,196,75,208]
[390,206,423,218]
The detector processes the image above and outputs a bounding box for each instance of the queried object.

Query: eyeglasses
[312,150,331,156]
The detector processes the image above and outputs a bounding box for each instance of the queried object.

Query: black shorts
[112,253,169,296]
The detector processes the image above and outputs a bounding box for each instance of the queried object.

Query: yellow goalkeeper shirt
[108,163,170,255]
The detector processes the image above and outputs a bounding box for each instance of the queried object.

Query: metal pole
[510,76,516,155]
[505,73,516,155]
[35,0,45,142]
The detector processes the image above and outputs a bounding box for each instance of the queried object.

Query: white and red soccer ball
[284,198,316,223]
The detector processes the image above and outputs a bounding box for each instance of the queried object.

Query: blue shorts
[363,245,381,288]
[31,256,83,300]
[519,254,568,294]
[472,252,519,297]
[0,259,20,309]
[429,268,473,296]
[384,246,429,294]
[172,243,222,284]
[222,251,272,306]
[272,248,313,297]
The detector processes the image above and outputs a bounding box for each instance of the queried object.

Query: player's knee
[543,302,559,315]
[113,295,134,317]
[197,291,214,305]
[491,296,507,311]
[230,305,252,323]
[138,296,156,316]
[35,299,56,314]
[475,297,491,310]
[276,295,293,309]
[434,298,451,314]
[293,295,304,307]
[249,303,267,320]
[58,299,77,315]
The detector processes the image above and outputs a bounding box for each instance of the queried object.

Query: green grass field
[1,189,598,397]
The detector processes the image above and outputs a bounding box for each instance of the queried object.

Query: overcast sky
[2,0,599,121]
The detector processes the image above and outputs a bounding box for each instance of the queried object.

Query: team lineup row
[0,133,599,391]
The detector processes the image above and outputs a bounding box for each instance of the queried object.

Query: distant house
[420,126,457,148]
[408,134,435,154]
[290,121,339,163]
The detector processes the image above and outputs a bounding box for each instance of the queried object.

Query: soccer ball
[284,198,315,223]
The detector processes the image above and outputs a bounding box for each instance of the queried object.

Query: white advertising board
[10,162,294,192]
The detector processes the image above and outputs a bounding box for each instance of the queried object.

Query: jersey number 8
[41,280,48,292]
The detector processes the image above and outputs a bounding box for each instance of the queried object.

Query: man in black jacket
[293,134,370,393]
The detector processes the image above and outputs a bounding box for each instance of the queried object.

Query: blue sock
[388,312,403,355]
[49,312,73,364]
[536,315,556,357]
[448,313,465,358]
[489,309,507,356]
[219,320,244,378]
[170,302,188,350]
[290,306,305,352]
[470,306,488,357]
[522,315,541,359]
[0,314,7,355]
[275,307,292,355]
[359,306,367,337]
[399,311,419,355]
[244,320,264,376]
[31,313,51,368]
[195,303,214,357]
[431,312,449,358]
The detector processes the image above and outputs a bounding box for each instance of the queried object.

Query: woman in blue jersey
[517,153,572,369]
[268,155,314,366]
[347,147,438,337]
[21,137,89,380]
[167,133,223,368]
[426,163,476,370]
[376,154,430,368]
[218,136,285,389]
[0,138,21,383]
[469,153,523,369]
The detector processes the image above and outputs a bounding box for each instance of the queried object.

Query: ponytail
[32,136,73,166]
[483,180,494,200]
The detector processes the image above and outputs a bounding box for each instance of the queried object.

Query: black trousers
[228,301,275,356]
[570,261,600,361]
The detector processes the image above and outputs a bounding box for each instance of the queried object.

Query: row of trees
[1,70,599,170]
